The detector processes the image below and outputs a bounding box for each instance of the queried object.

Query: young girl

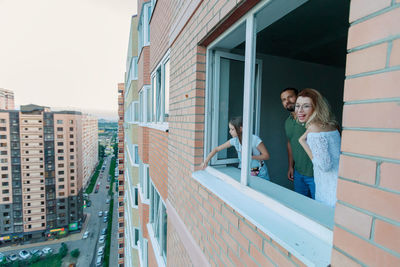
[296,88,341,207]
[200,117,271,180]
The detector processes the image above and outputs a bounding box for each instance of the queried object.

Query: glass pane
[164,60,170,118]
[217,57,244,161]
[152,75,157,121]
[146,88,152,122]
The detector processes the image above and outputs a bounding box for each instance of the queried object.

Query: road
[0,155,114,267]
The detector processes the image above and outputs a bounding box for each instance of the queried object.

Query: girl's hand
[200,161,208,170]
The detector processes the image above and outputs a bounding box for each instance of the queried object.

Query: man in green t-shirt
[280,88,315,199]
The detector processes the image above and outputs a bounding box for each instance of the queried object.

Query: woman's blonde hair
[297,88,338,129]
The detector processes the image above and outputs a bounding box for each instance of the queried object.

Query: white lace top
[306,130,341,207]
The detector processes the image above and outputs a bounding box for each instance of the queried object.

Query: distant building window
[57,127,63,131]
[0,135,6,139]
[57,120,63,124]
[0,127,6,131]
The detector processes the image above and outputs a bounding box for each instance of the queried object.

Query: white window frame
[148,182,167,265]
[139,86,152,123]
[201,0,334,266]
[138,227,148,267]
[208,50,262,166]
[139,161,150,203]
[150,50,170,126]
[138,2,152,55]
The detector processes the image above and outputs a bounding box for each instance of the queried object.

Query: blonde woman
[296,89,340,207]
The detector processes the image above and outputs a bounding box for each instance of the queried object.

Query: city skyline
[0,0,138,120]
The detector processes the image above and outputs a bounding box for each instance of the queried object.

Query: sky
[0,0,137,120]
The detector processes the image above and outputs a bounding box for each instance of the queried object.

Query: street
[0,154,115,267]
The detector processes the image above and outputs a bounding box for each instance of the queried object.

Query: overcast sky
[0,0,137,120]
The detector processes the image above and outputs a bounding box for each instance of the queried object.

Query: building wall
[134,0,400,266]
[149,0,172,73]
[0,88,15,110]
[331,1,400,266]
[20,113,46,233]
[80,114,98,187]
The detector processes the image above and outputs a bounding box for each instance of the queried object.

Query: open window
[205,0,349,231]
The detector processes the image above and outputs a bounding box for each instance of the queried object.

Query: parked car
[96,256,103,266]
[82,231,89,239]
[103,216,108,223]
[106,198,110,204]
[106,184,110,189]
[30,249,42,257]
[86,200,92,207]
[97,246,105,256]
[7,254,18,262]
[104,211,109,216]
[42,247,53,255]
[98,211,103,217]
[101,228,107,235]
[19,250,30,260]
[98,235,105,244]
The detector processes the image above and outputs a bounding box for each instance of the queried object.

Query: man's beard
[286,103,295,112]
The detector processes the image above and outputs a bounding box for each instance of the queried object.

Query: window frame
[150,50,170,125]
[138,2,152,55]
[201,0,334,265]
[148,181,167,265]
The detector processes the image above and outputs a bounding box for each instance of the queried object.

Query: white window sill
[192,166,333,267]
[139,122,169,132]
[147,223,166,267]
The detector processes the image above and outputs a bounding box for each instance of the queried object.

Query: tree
[59,242,68,258]
[70,249,80,258]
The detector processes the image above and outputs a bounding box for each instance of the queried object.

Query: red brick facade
[134,0,400,266]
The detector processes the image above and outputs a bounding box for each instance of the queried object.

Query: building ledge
[192,167,333,267]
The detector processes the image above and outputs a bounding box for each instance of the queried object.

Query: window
[0,135,6,139]
[126,101,140,124]
[0,127,6,131]
[149,183,167,263]
[57,120,63,124]
[151,52,170,123]
[134,187,138,207]
[139,161,150,201]
[57,127,63,131]
[199,1,349,265]
[138,231,148,267]
[57,142,63,146]
[138,2,152,54]
[139,86,152,123]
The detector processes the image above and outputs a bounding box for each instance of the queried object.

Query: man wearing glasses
[280,88,315,199]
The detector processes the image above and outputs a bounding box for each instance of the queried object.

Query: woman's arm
[253,142,270,161]
[200,140,232,169]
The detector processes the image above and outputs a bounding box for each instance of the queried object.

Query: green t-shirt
[285,115,314,177]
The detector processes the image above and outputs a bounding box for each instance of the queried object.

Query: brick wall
[138,192,149,239]
[149,128,168,201]
[138,126,150,164]
[166,0,309,265]
[150,0,172,72]
[138,46,151,93]
[167,219,194,266]
[332,1,400,266]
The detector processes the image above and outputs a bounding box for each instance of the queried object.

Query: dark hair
[229,117,243,144]
[280,87,298,96]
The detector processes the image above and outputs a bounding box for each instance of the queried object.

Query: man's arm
[287,141,294,181]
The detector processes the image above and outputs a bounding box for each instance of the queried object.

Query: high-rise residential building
[0,104,98,244]
[125,0,400,266]
[80,114,99,188]
[117,83,125,265]
[122,14,140,267]
[0,88,15,110]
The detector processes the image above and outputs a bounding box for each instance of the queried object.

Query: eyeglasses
[295,104,313,111]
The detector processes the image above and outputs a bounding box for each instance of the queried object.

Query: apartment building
[0,88,15,110]
[117,83,126,265]
[0,104,98,244]
[129,0,400,266]
[80,115,99,187]
[123,15,140,267]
